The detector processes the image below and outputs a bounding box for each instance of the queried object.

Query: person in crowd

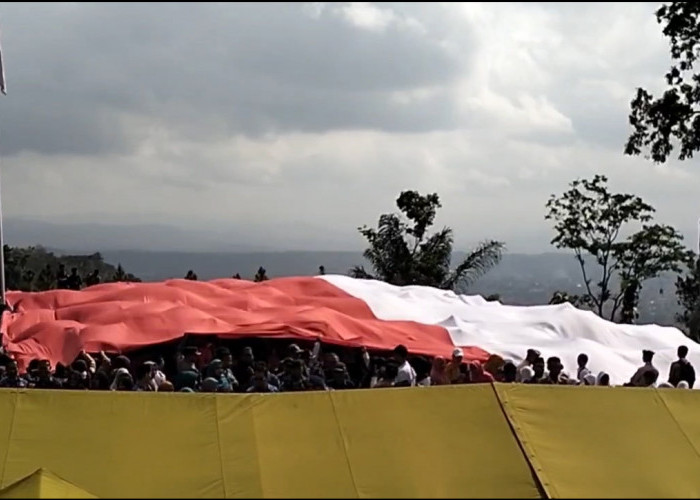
[483,354,504,380]
[374,362,398,388]
[576,353,590,381]
[539,357,566,385]
[174,370,199,392]
[65,359,91,390]
[134,363,157,391]
[412,356,432,387]
[215,348,241,390]
[658,381,674,388]
[327,363,355,390]
[184,270,198,280]
[678,380,690,389]
[629,350,659,387]
[392,344,416,387]
[308,375,329,391]
[152,358,167,388]
[641,369,659,388]
[112,368,134,391]
[234,346,255,390]
[67,267,83,291]
[318,266,325,275]
[232,273,242,279]
[581,373,597,386]
[280,359,309,392]
[430,356,449,385]
[469,361,495,384]
[206,359,234,393]
[247,372,279,393]
[0,360,27,388]
[85,269,101,287]
[33,360,62,389]
[177,346,201,374]
[201,377,219,393]
[502,361,518,383]
[519,365,536,384]
[159,381,175,392]
[669,345,695,388]
[516,349,541,382]
[596,371,610,386]
[532,356,546,381]
[56,264,68,289]
[445,348,464,384]
[456,363,471,384]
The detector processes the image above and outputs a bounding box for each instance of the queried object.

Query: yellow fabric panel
[3,390,225,498]
[0,469,97,498]
[215,395,264,498]
[0,391,18,486]
[247,392,358,498]
[496,384,700,498]
[330,385,541,499]
[657,390,700,457]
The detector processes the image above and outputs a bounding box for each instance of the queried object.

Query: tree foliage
[676,255,700,340]
[545,175,690,322]
[351,190,505,290]
[626,2,700,162]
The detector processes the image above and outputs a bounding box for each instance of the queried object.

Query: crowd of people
[0,338,694,392]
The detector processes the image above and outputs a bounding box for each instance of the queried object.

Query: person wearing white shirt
[392,344,416,387]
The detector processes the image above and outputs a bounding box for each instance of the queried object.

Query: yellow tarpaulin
[0,387,541,499]
[0,468,97,498]
[496,384,700,498]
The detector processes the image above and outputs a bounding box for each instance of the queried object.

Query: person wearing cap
[629,349,659,387]
[445,348,464,384]
[516,349,541,382]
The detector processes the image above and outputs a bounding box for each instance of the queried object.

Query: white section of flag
[320,274,699,387]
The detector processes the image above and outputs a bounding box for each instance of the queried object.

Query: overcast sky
[0,2,697,252]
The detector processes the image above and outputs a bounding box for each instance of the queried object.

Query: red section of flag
[1,277,489,370]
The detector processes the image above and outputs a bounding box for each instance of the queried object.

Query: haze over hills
[3,218,683,328]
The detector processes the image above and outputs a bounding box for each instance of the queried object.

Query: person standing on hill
[669,345,696,388]
[85,269,101,287]
[66,268,82,291]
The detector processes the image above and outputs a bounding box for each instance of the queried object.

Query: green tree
[625,2,700,163]
[350,190,505,290]
[546,175,689,322]
[548,290,592,308]
[676,255,700,340]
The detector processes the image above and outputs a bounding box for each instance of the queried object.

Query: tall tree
[351,190,505,290]
[546,175,689,322]
[625,2,700,163]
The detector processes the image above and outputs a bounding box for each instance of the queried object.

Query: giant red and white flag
[1,275,696,385]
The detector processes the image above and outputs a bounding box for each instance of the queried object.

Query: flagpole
[0,169,5,306]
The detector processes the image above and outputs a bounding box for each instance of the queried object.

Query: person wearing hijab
[677,380,690,389]
[468,361,495,384]
[596,372,610,386]
[430,357,449,385]
[582,373,596,386]
[519,365,536,384]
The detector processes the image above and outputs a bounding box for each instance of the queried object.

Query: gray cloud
[1,2,466,156]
